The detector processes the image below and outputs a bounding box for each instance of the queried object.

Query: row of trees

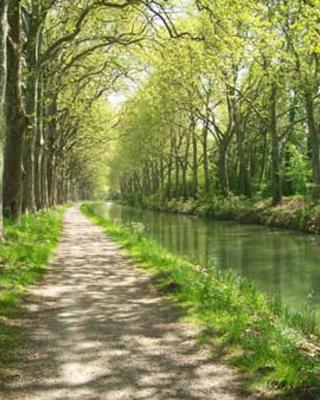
[0,0,182,237]
[109,0,320,208]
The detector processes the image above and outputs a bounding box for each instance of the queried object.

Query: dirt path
[0,207,256,400]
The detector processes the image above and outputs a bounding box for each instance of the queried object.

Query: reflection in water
[92,202,320,319]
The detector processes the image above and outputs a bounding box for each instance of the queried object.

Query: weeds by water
[127,194,320,235]
[82,203,320,399]
[0,207,65,378]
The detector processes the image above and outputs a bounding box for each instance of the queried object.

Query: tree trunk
[174,137,180,198]
[4,0,25,220]
[217,143,229,196]
[202,122,210,195]
[0,0,9,237]
[182,162,188,200]
[151,160,158,193]
[23,4,41,212]
[35,73,44,209]
[167,132,174,199]
[270,83,282,205]
[41,147,49,208]
[191,121,198,198]
[47,95,57,206]
[305,90,320,202]
[38,69,48,208]
[47,152,57,206]
[182,132,190,200]
[236,128,251,197]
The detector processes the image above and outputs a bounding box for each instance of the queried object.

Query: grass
[82,203,320,399]
[0,207,65,378]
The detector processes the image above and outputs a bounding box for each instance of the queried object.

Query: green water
[92,202,320,318]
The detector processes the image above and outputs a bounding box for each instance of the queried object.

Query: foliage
[283,144,312,196]
[107,0,320,207]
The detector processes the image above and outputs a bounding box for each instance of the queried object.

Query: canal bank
[91,201,320,321]
[82,203,320,399]
[125,196,320,235]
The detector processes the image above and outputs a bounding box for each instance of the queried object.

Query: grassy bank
[0,207,65,378]
[82,203,320,399]
[124,195,320,235]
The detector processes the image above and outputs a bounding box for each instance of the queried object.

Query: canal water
[92,202,320,319]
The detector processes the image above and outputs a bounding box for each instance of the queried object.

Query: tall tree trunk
[0,0,9,237]
[236,127,251,197]
[182,131,190,200]
[23,6,41,213]
[167,132,174,199]
[181,161,188,200]
[41,147,48,208]
[202,122,210,195]
[159,157,164,200]
[47,151,57,206]
[47,95,57,206]
[305,90,320,202]
[174,136,180,198]
[35,66,45,209]
[217,142,229,196]
[259,125,268,182]
[39,68,49,208]
[270,83,282,205]
[151,160,158,194]
[191,120,198,198]
[4,0,25,220]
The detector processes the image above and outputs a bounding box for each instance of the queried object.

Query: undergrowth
[122,194,320,235]
[82,203,320,399]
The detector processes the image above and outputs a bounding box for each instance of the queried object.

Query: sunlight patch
[61,362,107,386]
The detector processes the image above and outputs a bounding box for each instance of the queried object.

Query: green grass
[82,203,320,399]
[0,207,65,378]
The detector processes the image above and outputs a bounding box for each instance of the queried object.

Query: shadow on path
[0,207,255,400]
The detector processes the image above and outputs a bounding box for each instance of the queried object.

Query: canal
[92,202,320,319]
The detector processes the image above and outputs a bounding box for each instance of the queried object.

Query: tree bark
[47,95,57,206]
[217,142,229,196]
[0,0,9,236]
[41,146,49,208]
[191,119,198,198]
[4,0,25,220]
[236,127,251,197]
[23,3,42,212]
[35,68,44,209]
[182,131,190,200]
[174,135,180,197]
[270,83,282,205]
[202,122,210,195]
[166,131,174,199]
[305,90,320,202]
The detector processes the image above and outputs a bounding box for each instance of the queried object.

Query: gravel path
[0,207,255,400]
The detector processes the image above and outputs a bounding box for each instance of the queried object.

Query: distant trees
[108,0,320,207]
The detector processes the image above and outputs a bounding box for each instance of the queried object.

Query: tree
[4,0,25,220]
[0,0,9,237]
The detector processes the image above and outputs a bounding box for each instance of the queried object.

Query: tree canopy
[0,0,320,234]
[107,0,320,207]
